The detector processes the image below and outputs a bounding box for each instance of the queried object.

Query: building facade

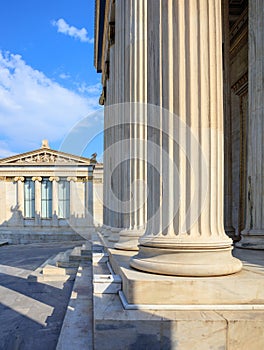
[0,140,103,243]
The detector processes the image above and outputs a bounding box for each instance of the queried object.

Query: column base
[108,228,121,242]
[101,228,111,238]
[224,226,239,241]
[115,229,145,251]
[236,230,264,250]
[130,245,242,277]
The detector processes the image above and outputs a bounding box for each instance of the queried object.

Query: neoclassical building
[0,140,103,243]
[94,0,264,277]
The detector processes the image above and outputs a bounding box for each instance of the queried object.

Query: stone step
[28,248,79,282]
[0,240,8,246]
[93,274,122,294]
[92,247,121,294]
[56,249,79,268]
[69,246,91,262]
[48,251,69,266]
[56,260,80,268]
[93,261,110,275]
[28,267,75,282]
[92,252,109,263]
[56,264,93,350]
[81,241,92,256]
[42,264,77,276]
[41,274,75,282]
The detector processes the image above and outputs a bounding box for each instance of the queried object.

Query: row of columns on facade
[13,176,93,225]
[100,0,264,276]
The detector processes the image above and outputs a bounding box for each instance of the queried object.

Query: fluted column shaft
[15,177,25,214]
[237,0,264,249]
[85,175,94,225]
[114,0,147,250]
[67,177,77,219]
[32,177,42,225]
[14,176,25,226]
[49,176,59,226]
[222,0,235,239]
[131,0,242,276]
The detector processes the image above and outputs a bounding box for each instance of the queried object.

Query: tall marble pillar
[0,178,6,225]
[67,176,77,224]
[85,174,94,225]
[237,0,264,249]
[32,177,42,225]
[131,0,242,276]
[49,176,59,226]
[102,1,119,231]
[14,176,25,225]
[115,0,147,250]
[222,0,236,240]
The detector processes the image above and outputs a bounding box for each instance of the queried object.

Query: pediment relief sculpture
[13,153,79,164]
[0,140,95,165]
[2,152,90,165]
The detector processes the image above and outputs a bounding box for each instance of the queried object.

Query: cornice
[0,148,96,166]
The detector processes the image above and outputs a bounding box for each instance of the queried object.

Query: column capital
[14,176,25,182]
[67,176,77,182]
[32,176,42,182]
[49,176,60,182]
[83,176,93,182]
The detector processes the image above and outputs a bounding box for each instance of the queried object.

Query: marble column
[49,176,59,226]
[222,0,236,240]
[236,0,264,249]
[32,176,42,225]
[102,3,118,231]
[0,178,6,225]
[115,0,147,250]
[130,0,242,276]
[14,176,25,225]
[85,174,94,226]
[67,176,77,225]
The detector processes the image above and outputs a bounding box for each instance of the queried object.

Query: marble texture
[94,284,264,350]
[237,0,264,249]
[130,0,242,276]
[108,247,264,306]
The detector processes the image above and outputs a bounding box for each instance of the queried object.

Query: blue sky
[0,0,103,159]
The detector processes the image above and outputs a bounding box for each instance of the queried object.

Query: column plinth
[130,0,242,276]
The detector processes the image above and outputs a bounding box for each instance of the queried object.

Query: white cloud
[77,82,102,95]
[52,18,94,43]
[0,51,102,158]
[59,73,71,80]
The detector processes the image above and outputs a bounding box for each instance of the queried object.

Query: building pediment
[0,149,95,166]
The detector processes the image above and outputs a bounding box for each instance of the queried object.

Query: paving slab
[56,263,93,350]
[0,242,83,350]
